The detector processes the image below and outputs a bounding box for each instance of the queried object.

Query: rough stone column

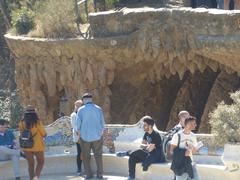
[199,71,240,133]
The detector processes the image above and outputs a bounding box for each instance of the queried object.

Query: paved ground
[20,174,128,180]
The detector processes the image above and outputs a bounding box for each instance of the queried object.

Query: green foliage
[30,0,76,38]
[11,7,35,34]
[210,91,240,145]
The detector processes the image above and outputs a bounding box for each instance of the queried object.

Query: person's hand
[76,132,80,141]
[13,145,20,150]
[147,144,156,152]
[13,141,20,149]
[140,144,148,149]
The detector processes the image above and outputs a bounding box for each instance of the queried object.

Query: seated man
[127,116,165,180]
[0,119,21,180]
[163,111,189,159]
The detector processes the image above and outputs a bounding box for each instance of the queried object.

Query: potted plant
[209,90,240,171]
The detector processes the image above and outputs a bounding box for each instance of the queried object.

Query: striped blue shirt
[76,102,105,142]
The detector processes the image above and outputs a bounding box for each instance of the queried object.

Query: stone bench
[1,153,239,180]
[44,116,224,156]
[2,116,233,179]
[10,116,224,156]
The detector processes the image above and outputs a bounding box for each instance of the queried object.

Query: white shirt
[70,112,79,143]
[171,131,197,150]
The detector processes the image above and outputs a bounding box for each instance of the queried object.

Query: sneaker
[77,171,82,176]
[33,177,39,180]
[85,175,93,179]
[97,175,103,179]
[20,151,26,159]
[127,176,135,180]
[15,177,21,180]
[116,151,128,157]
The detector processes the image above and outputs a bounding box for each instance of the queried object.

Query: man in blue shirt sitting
[0,118,21,180]
[76,93,105,179]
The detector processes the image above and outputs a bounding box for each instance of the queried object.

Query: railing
[76,0,107,21]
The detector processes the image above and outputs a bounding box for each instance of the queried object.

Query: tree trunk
[85,0,89,20]
[74,0,80,30]
[0,0,11,30]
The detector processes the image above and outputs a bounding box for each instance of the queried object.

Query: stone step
[20,174,128,180]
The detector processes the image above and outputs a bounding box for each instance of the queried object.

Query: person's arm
[153,133,162,147]
[8,130,16,147]
[9,131,19,149]
[38,121,47,137]
[76,109,82,133]
[100,109,105,131]
[170,133,178,154]
[19,121,23,132]
[70,113,74,127]
[71,113,78,132]
[140,133,148,149]
[142,133,147,144]
[146,133,162,152]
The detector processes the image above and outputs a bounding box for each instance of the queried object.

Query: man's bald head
[178,110,190,127]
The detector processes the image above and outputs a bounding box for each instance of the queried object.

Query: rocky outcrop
[4,7,240,131]
[199,71,240,133]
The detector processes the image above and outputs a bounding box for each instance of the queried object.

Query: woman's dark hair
[184,116,197,126]
[23,111,39,129]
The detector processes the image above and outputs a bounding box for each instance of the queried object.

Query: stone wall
[0,13,20,126]
[5,7,240,131]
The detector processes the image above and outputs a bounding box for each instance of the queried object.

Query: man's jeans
[217,0,224,9]
[0,146,20,177]
[176,163,199,180]
[128,149,163,178]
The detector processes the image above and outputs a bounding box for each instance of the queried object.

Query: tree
[0,0,11,29]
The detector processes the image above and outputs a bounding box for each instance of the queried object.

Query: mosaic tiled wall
[44,116,223,156]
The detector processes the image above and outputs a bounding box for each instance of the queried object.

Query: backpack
[19,129,36,148]
[162,125,182,161]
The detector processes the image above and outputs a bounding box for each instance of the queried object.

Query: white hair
[178,111,189,118]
